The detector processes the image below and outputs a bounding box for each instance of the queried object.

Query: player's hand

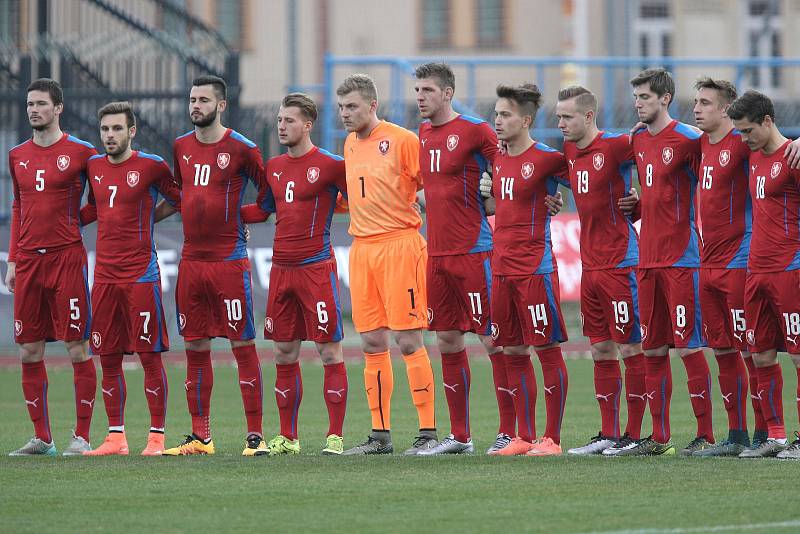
[5,262,15,294]
[545,191,563,215]
[785,138,800,169]
[629,121,647,142]
[496,140,508,154]
[618,188,639,215]
[411,201,423,215]
[479,171,493,198]
[483,196,496,216]
[244,224,251,242]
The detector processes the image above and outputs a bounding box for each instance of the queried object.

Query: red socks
[21,360,51,443]
[72,358,96,440]
[275,362,302,440]
[715,351,748,433]
[504,354,537,442]
[139,352,168,430]
[323,362,348,437]
[537,346,568,444]
[233,345,263,436]
[186,350,213,440]
[743,355,768,432]
[682,350,714,442]
[593,359,622,438]
[623,353,647,439]
[489,353,517,436]
[441,350,471,442]
[99,354,126,428]
[756,363,785,439]
[645,355,672,443]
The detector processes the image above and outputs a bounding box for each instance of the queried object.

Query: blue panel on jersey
[688,270,706,348]
[301,190,337,265]
[616,227,639,269]
[726,190,752,269]
[67,135,96,149]
[601,131,626,140]
[152,282,166,352]
[672,164,701,268]
[242,271,256,340]
[627,270,642,343]
[329,271,344,342]
[175,130,194,141]
[459,114,486,125]
[482,257,493,337]
[82,265,92,340]
[88,154,105,161]
[230,130,257,148]
[534,142,558,153]
[673,122,702,140]
[318,148,344,161]
[469,153,493,254]
[138,151,165,163]
[138,187,161,283]
[543,273,565,342]
[260,186,277,213]
[225,179,248,261]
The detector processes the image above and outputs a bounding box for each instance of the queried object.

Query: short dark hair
[27,78,63,106]
[496,83,542,119]
[630,68,675,104]
[282,93,318,122]
[694,77,737,105]
[98,101,136,128]
[557,85,597,114]
[414,62,455,91]
[192,75,227,100]
[727,90,776,125]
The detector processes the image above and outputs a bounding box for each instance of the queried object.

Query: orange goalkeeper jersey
[344,120,422,238]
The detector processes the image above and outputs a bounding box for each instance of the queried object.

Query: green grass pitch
[1,356,800,533]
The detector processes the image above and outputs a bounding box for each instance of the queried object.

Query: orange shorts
[349,229,428,332]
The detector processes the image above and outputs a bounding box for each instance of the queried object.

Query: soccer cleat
[83,432,129,456]
[62,432,91,456]
[141,432,166,456]
[776,432,800,459]
[680,436,715,456]
[417,434,474,455]
[751,430,769,448]
[9,437,57,457]
[242,434,269,457]
[489,437,534,456]
[739,438,788,458]
[614,436,675,456]
[568,432,617,455]
[342,435,393,455]
[267,434,300,456]
[321,434,344,455]
[526,437,563,457]
[161,434,215,456]
[403,430,439,455]
[486,433,513,454]
[602,432,638,456]
[692,439,746,457]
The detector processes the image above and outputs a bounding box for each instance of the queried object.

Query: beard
[191,108,217,127]
[104,138,129,156]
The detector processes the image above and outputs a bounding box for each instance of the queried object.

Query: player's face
[494,98,530,142]
[414,78,451,119]
[277,105,312,147]
[633,83,668,124]
[693,88,727,133]
[26,90,61,131]
[100,113,135,156]
[556,98,590,142]
[337,91,375,134]
[189,85,225,128]
[732,116,772,152]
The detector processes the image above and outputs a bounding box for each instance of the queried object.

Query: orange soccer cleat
[488,437,534,456]
[141,432,166,456]
[526,437,563,456]
[83,432,130,456]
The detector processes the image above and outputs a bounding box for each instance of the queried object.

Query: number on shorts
[612,300,629,325]
[140,311,151,334]
[730,309,746,333]
[316,301,329,324]
[193,163,211,186]
[224,298,242,321]
[468,292,483,315]
[675,304,687,329]
[69,298,80,320]
[783,313,800,336]
[527,303,548,328]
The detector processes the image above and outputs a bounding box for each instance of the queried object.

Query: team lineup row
[6,62,800,459]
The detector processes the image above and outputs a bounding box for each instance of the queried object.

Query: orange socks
[404,348,436,430]
[364,351,393,431]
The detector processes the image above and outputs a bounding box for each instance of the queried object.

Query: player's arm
[79,184,98,226]
[402,130,423,191]
[334,159,349,213]
[477,123,500,216]
[545,154,569,216]
[6,159,20,292]
[784,138,800,170]
[154,160,182,222]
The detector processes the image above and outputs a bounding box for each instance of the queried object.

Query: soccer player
[411,62,513,455]
[554,86,648,456]
[486,83,570,457]
[160,75,267,457]
[7,78,97,456]
[727,90,800,458]
[240,93,349,456]
[336,74,438,455]
[624,68,710,456]
[76,102,179,456]
[690,78,767,456]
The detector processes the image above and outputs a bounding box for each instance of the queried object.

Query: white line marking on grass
[583,520,800,534]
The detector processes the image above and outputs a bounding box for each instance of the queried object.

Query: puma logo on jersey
[637,152,645,161]
[326,388,346,398]
[25,397,39,408]
[543,385,555,395]
[273,171,283,181]
[183,155,192,164]
[145,387,161,397]
[413,384,431,393]
[18,160,29,169]
[140,334,151,343]
[443,382,458,392]
[495,165,501,174]
[421,138,427,147]
[94,175,103,183]
[102,387,115,397]
[239,378,257,388]
[568,159,575,168]
[80,398,95,408]
[318,324,329,334]
[497,387,517,397]
[721,392,733,403]
[595,393,614,402]
[274,387,290,398]
[689,390,706,399]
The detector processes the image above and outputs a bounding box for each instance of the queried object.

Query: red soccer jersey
[632,120,702,268]
[172,129,265,261]
[563,131,638,270]
[698,129,752,269]
[8,133,96,261]
[748,140,800,273]
[492,141,568,276]
[84,151,181,283]
[255,147,347,265]
[419,115,498,256]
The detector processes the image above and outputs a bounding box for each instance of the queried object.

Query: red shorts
[637,267,705,350]
[427,251,492,336]
[700,268,747,350]
[491,272,568,347]
[90,281,169,355]
[581,267,642,346]
[264,258,343,343]
[745,270,800,354]
[176,258,256,341]
[13,244,91,344]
